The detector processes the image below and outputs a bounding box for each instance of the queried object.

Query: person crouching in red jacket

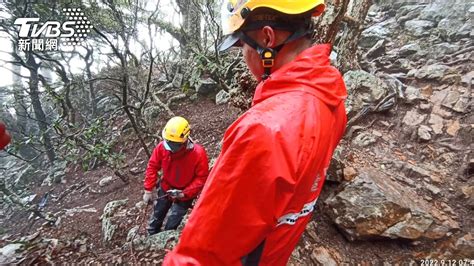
[143,116,209,235]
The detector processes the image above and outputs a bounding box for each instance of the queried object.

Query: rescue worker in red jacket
[0,121,11,150]
[143,116,209,235]
[164,0,347,265]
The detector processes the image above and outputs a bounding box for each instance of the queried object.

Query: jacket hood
[252,44,347,108]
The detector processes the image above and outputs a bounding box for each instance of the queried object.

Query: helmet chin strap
[237,27,311,80]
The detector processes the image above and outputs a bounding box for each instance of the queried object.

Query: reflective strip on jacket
[164,44,347,265]
[144,141,209,201]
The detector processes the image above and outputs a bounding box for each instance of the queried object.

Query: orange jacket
[164,44,347,265]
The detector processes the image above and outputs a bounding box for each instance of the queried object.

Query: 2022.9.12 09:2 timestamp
[420,259,474,266]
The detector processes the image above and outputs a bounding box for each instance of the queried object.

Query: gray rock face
[310,246,341,266]
[390,58,412,73]
[394,161,432,181]
[404,86,422,103]
[411,64,456,81]
[324,169,459,241]
[429,43,461,59]
[99,176,114,187]
[398,43,420,57]
[101,199,128,243]
[172,73,184,88]
[402,110,426,126]
[437,18,465,39]
[352,132,378,147]
[126,226,140,242]
[196,78,217,95]
[441,87,471,113]
[15,165,42,186]
[425,182,441,196]
[452,233,474,258]
[126,230,180,251]
[360,24,390,48]
[461,183,474,209]
[429,113,444,134]
[417,125,432,141]
[343,70,389,115]
[419,3,446,22]
[102,200,128,219]
[428,233,474,259]
[123,212,189,252]
[102,220,117,243]
[396,5,425,24]
[457,21,472,38]
[0,243,23,264]
[419,0,471,23]
[364,39,386,59]
[42,161,67,186]
[144,106,164,121]
[326,147,344,183]
[461,70,474,87]
[215,90,230,105]
[404,20,435,36]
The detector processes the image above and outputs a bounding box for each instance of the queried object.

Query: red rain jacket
[144,141,209,201]
[0,122,11,150]
[164,44,347,265]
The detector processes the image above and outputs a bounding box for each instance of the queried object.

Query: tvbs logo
[14,8,93,51]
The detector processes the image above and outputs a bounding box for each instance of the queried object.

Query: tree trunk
[26,54,56,164]
[336,0,373,73]
[311,0,373,73]
[94,23,152,159]
[85,48,97,118]
[177,0,202,57]
[187,1,202,51]
[312,0,350,44]
[121,62,151,158]
[12,63,27,134]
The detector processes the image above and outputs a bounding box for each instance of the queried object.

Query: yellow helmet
[219,0,325,80]
[162,116,191,143]
[221,0,325,35]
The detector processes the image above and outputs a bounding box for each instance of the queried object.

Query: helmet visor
[218,33,242,51]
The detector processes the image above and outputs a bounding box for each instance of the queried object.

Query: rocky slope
[291,0,473,264]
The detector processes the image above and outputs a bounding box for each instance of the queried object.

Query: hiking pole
[158,185,204,199]
[157,192,171,200]
[154,190,184,200]
[155,186,206,200]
